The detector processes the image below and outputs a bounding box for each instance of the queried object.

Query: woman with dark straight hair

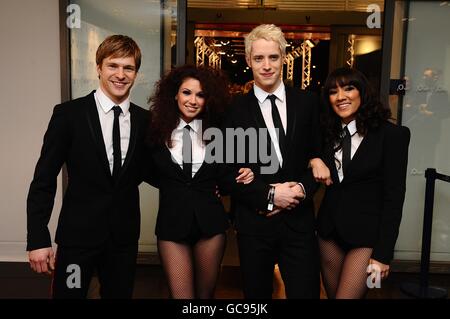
[311,67,410,298]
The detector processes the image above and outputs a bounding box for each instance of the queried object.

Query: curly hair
[147,65,230,147]
[321,67,391,150]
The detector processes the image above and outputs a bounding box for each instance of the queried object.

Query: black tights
[157,233,226,299]
[318,236,373,299]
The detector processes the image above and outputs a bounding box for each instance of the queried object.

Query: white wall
[0,0,61,261]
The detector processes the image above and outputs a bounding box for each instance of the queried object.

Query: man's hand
[273,181,304,210]
[28,247,55,275]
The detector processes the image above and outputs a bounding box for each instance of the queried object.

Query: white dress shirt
[335,119,364,182]
[253,82,287,167]
[94,88,131,174]
[253,83,306,204]
[168,118,205,178]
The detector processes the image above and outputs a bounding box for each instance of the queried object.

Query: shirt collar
[253,82,285,104]
[177,118,202,135]
[95,87,130,116]
[342,119,357,136]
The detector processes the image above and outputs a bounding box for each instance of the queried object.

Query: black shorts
[179,217,204,245]
[159,216,225,246]
[320,230,368,253]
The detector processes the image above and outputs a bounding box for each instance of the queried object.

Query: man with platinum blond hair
[223,24,322,298]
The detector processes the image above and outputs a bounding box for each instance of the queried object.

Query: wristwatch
[297,182,306,199]
[266,186,275,211]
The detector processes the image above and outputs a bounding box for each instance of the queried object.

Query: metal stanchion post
[400,168,449,298]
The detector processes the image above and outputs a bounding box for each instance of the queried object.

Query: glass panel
[397,1,450,262]
[70,0,177,106]
[69,0,178,253]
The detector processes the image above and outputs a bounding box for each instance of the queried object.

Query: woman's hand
[310,158,333,186]
[236,168,254,184]
[368,258,390,280]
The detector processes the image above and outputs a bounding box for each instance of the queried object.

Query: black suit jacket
[223,87,321,235]
[150,144,270,241]
[317,121,410,264]
[27,91,149,251]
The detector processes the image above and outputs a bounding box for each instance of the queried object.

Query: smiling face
[329,83,362,124]
[246,38,283,93]
[176,77,205,123]
[97,55,137,104]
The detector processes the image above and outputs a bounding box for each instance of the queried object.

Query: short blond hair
[244,24,287,57]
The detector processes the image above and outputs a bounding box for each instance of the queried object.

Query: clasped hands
[266,182,305,217]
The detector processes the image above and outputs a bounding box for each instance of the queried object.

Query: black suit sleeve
[220,103,270,211]
[142,145,160,188]
[26,105,71,251]
[372,125,411,264]
[216,163,270,211]
[296,92,321,198]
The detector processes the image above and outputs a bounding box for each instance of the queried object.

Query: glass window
[70,0,177,107]
[396,1,450,262]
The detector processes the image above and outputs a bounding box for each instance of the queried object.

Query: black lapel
[341,129,374,182]
[342,127,375,182]
[193,159,208,180]
[161,145,190,181]
[247,90,275,161]
[118,103,138,180]
[248,89,267,130]
[85,91,113,182]
[156,135,209,181]
[325,147,340,184]
[284,87,297,161]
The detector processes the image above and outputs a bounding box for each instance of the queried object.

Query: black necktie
[112,105,122,180]
[182,125,192,179]
[267,95,286,155]
[341,125,351,176]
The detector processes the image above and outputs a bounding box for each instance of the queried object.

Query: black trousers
[51,239,138,299]
[237,223,320,299]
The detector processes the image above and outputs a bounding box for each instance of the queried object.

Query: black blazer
[27,91,149,251]
[317,121,410,264]
[223,87,321,235]
[150,144,269,241]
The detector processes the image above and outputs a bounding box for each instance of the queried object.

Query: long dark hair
[147,65,230,147]
[321,67,391,149]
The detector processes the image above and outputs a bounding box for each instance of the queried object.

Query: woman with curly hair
[147,65,268,299]
[310,67,410,298]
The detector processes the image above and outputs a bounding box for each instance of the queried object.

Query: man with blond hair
[224,24,321,298]
[27,35,150,298]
